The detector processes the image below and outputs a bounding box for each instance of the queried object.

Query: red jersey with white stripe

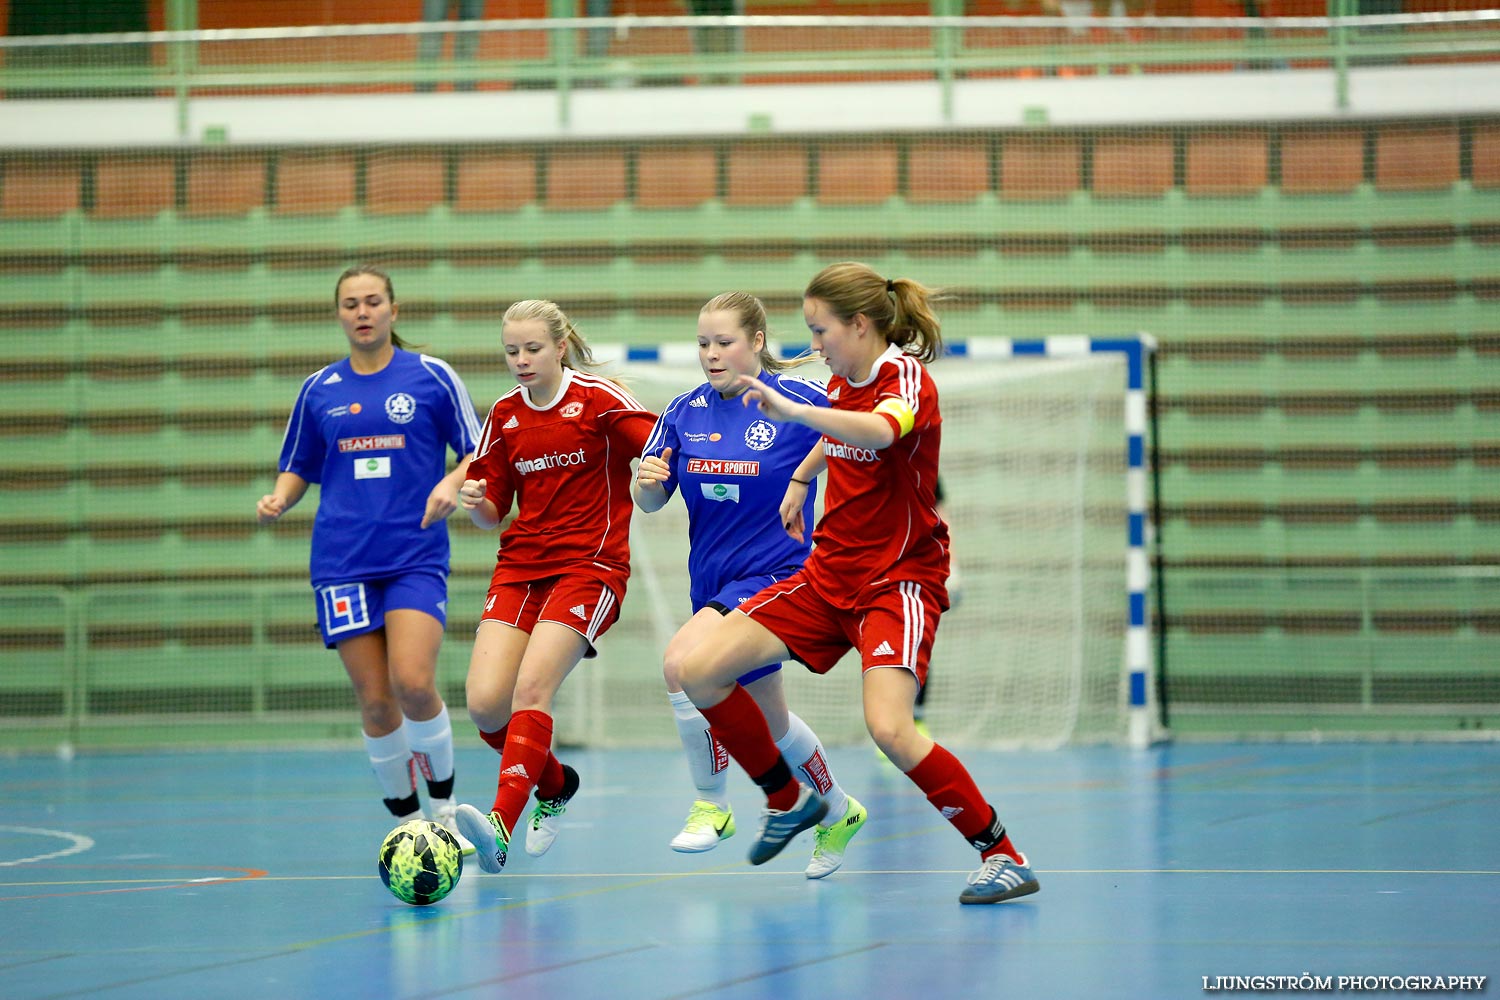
[804,344,950,610]
[470,369,656,594]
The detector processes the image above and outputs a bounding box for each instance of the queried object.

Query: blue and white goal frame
[616,333,1163,748]
[951,335,1162,749]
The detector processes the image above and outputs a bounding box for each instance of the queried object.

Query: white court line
[0,825,96,867]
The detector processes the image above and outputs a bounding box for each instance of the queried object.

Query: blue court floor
[1,742,1496,1000]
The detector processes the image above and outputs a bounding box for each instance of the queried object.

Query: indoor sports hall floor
[1,741,1496,1000]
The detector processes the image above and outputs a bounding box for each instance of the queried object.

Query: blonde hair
[503,299,601,371]
[699,291,818,373]
[334,264,420,351]
[503,299,628,387]
[803,261,945,364]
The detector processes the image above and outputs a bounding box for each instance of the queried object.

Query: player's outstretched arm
[633,446,673,514]
[736,374,895,450]
[256,471,309,525]
[458,477,500,530]
[422,453,474,529]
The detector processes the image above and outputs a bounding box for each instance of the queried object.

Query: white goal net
[552,351,1132,750]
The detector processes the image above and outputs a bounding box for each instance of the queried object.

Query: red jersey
[803,344,951,610]
[470,369,656,595]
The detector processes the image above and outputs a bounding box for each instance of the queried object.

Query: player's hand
[421,478,460,529]
[779,488,806,542]
[256,494,286,525]
[636,447,672,492]
[737,375,798,422]
[458,478,488,510]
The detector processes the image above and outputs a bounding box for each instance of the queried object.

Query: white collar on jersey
[846,343,904,388]
[521,367,575,411]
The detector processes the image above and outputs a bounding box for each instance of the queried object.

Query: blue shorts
[313,569,448,649]
[700,573,789,687]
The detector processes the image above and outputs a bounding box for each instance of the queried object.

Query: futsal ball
[378,819,463,906]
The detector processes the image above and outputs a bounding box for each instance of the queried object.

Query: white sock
[776,711,848,822]
[403,703,456,791]
[669,689,729,807]
[363,727,416,801]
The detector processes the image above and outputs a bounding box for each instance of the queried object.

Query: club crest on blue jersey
[384,392,417,424]
[320,583,371,635]
[744,419,777,451]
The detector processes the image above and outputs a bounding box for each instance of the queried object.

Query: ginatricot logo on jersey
[513,449,588,475]
[824,441,879,462]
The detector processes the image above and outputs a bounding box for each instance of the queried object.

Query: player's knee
[676,648,712,697]
[464,676,504,725]
[865,713,912,758]
[362,697,402,733]
[661,649,686,688]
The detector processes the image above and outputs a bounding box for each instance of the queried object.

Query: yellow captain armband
[873,397,916,438]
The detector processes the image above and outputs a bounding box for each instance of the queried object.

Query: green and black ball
[378,819,463,905]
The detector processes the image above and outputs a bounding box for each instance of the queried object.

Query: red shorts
[739,571,942,685]
[479,574,622,659]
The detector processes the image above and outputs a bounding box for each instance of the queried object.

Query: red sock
[479,725,508,754]
[982,834,1022,863]
[535,750,566,800]
[481,723,564,798]
[699,685,799,810]
[490,709,554,834]
[905,743,998,845]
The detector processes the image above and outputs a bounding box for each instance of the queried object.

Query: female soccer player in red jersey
[678,262,1040,904]
[452,300,657,874]
[257,265,481,849]
[633,291,866,878]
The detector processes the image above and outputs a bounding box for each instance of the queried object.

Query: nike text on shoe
[747,784,829,866]
[670,800,735,853]
[959,852,1040,905]
[454,803,510,874]
[525,764,580,858]
[431,798,476,856]
[805,795,868,879]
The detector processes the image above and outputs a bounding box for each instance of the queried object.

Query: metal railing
[1,12,1498,135]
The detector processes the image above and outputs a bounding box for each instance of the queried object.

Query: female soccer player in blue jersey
[632,292,866,879]
[257,265,482,846]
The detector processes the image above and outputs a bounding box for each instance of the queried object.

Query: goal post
[553,335,1162,751]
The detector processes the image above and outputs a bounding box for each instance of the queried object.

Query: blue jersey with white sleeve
[640,372,828,609]
[277,349,483,587]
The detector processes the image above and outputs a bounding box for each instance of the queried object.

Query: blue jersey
[277,349,483,587]
[640,372,829,609]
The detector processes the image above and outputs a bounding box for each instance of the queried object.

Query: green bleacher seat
[3,121,1498,737]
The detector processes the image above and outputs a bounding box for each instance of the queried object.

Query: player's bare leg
[680,612,828,864]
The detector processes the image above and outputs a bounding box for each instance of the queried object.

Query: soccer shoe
[747,784,829,866]
[959,852,1040,905]
[525,763,580,858]
[430,798,477,856]
[805,795,868,880]
[669,800,736,853]
[453,803,510,875]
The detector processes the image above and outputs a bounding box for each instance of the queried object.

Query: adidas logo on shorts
[571,604,588,620]
[872,640,896,657]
